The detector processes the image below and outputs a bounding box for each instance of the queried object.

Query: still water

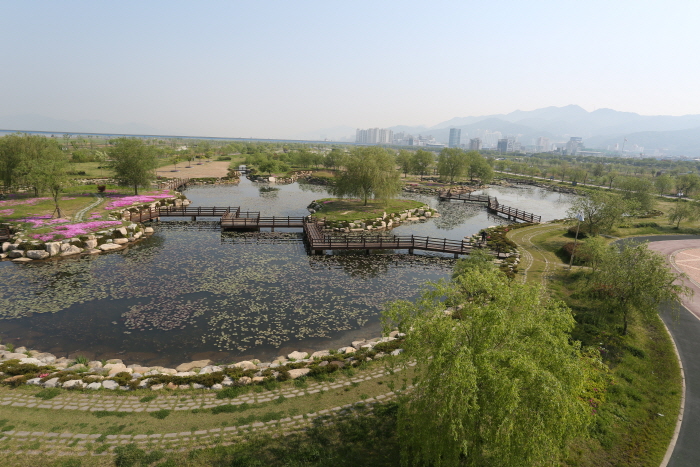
[0,179,575,366]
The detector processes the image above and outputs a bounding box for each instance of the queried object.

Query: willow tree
[383,267,593,466]
[108,138,158,195]
[437,147,468,183]
[331,147,401,205]
[588,242,691,334]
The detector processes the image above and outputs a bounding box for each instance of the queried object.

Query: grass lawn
[509,224,683,466]
[310,198,426,222]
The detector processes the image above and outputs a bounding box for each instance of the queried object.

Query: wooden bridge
[0,226,10,242]
[126,204,473,257]
[438,190,541,223]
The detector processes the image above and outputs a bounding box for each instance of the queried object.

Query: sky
[2,0,700,139]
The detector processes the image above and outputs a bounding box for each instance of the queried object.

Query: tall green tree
[410,149,433,180]
[654,174,674,195]
[465,151,493,183]
[108,138,159,195]
[437,148,468,183]
[383,267,593,466]
[0,133,60,188]
[587,242,691,334]
[395,150,412,178]
[668,201,699,228]
[331,147,401,205]
[567,191,627,236]
[616,176,655,213]
[20,146,69,217]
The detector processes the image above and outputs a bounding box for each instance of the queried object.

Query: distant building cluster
[355,128,393,144]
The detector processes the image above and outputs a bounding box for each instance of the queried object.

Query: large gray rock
[84,239,98,249]
[232,360,257,370]
[310,350,330,359]
[26,250,50,260]
[43,377,60,388]
[1,242,10,253]
[102,380,119,390]
[63,379,86,389]
[1,352,29,360]
[11,257,32,262]
[116,227,128,237]
[287,351,308,360]
[87,382,102,390]
[144,227,154,234]
[175,360,211,372]
[287,368,310,379]
[113,238,129,245]
[8,250,25,258]
[44,242,61,256]
[99,243,122,251]
[60,245,82,256]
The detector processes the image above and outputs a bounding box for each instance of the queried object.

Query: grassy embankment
[508,224,682,466]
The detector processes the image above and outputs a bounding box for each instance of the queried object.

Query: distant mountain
[386,105,700,155]
[0,114,163,136]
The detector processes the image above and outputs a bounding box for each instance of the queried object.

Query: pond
[0,179,576,366]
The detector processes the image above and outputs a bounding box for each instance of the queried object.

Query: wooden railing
[438,191,491,203]
[439,190,541,223]
[221,216,306,229]
[0,226,10,242]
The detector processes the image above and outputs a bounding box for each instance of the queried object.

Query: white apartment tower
[355,128,394,144]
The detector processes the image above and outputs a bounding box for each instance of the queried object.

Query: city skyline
[2,1,700,140]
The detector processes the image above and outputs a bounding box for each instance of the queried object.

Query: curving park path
[618,236,700,467]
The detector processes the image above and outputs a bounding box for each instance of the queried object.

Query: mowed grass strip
[0,366,414,443]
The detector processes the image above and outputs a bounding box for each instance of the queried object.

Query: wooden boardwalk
[438,190,541,223]
[0,226,10,242]
[125,204,472,257]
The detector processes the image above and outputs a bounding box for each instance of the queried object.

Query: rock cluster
[1,223,153,263]
[0,332,406,392]
[310,205,440,234]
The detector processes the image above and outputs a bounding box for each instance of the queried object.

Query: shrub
[0,360,41,376]
[34,388,61,400]
[560,242,590,265]
[216,386,247,400]
[149,409,171,420]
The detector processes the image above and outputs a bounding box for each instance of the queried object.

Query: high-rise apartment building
[497,138,515,153]
[355,128,394,144]
[469,138,482,151]
[565,137,583,155]
[536,137,550,153]
[448,128,461,148]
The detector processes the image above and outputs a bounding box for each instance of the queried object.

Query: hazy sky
[2,1,700,138]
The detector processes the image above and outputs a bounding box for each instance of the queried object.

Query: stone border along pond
[0,194,189,262]
[0,331,406,392]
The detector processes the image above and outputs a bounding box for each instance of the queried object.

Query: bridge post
[454,253,459,259]
[191,216,196,221]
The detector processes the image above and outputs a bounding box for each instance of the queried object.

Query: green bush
[149,409,171,420]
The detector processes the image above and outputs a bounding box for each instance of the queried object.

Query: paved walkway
[619,236,700,467]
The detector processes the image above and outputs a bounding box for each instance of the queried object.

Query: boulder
[85,249,101,255]
[287,351,308,360]
[87,361,103,369]
[2,352,29,360]
[351,340,366,350]
[144,227,154,234]
[87,382,102,390]
[287,368,310,379]
[150,384,164,391]
[19,357,44,365]
[102,380,119,390]
[232,360,257,370]
[11,257,32,263]
[310,350,330,359]
[238,376,252,385]
[116,227,128,237]
[84,239,98,249]
[391,349,404,356]
[211,383,223,390]
[175,359,211,372]
[252,376,265,383]
[60,245,82,256]
[99,243,122,251]
[27,378,43,386]
[221,376,234,387]
[8,250,25,258]
[43,377,60,388]
[1,242,10,252]
[113,238,129,245]
[133,232,143,239]
[63,379,86,389]
[26,250,49,260]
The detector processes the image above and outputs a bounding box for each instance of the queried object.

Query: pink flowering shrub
[52,221,123,238]
[104,190,172,210]
[0,209,14,216]
[19,216,70,229]
[0,197,50,208]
